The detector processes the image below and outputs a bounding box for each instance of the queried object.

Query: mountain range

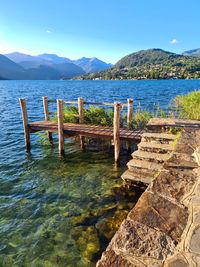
[0,52,112,80]
[78,48,200,80]
[1,48,200,80]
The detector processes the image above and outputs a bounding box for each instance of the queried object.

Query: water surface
[0,80,200,266]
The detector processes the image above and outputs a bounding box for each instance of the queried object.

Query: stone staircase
[122,132,177,185]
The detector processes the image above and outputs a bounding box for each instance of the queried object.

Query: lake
[0,80,200,266]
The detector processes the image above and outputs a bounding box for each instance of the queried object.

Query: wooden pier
[19,97,143,162]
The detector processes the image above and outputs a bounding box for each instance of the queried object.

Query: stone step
[138,141,174,154]
[132,150,171,163]
[127,158,162,171]
[121,169,153,184]
[141,132,177,143]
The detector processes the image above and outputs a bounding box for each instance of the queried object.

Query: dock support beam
[114,102,121,163]
[19,98,31,152]
[43,96,53,144]
[127,99,133,129]
[57,99,64,155]
[126,99,133,152]
[78,97,85,149]
[78,97,84,123]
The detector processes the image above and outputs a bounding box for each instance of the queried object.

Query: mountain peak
[7,52,27,56]
[5,52,37,63]
[73,57,112,73]
[38,54,71,63]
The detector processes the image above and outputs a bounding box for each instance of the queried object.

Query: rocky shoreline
[96,129,200,266]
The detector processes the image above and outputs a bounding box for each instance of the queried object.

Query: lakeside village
[77,64,200,80]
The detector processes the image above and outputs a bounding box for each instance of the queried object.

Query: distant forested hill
[76,49,200,80]
[183,49,200,57]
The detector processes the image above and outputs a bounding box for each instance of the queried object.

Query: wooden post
[126,99,133,152]
[43,96,53,144]
[127,99,133,129]
[78,97,84,124]
[78,97,85,149]
[113,102,121,163]
[57,99,64,155]
[19,98,31,151]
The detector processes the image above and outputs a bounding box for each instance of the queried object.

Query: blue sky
[0,0,199,63]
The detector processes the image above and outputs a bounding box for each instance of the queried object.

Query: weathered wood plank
[84,101,128,107]
[127,99,133,129]
[78,97,85,149]
[49,100,128,107]
[57,99,64,154]
[64,101,78,105]
[43,96,53,144]
[29,120,143,141]
[114,102,121,163]
[19,98,31,151]
[126,98,133,151]
[78,97,84,124]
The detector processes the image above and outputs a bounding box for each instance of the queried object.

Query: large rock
[96,129,200,267]
[96,249,134,267]
[150,169,198,203]
[128,191,188,242]
[111,220,175,261]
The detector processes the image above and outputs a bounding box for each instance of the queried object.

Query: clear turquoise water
[0,80,200,266]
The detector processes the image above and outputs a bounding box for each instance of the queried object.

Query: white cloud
[170,39,179,44]
[46,30,52,34]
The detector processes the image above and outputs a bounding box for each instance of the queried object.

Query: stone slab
[142,132,177,141]
[189,226,200,255]
[121,169,153,184]
[127,158,162,171]
[163,152,198,170]
[174,130,200,155]
[164,253,190,267]
[164,252,200,267]
[96,249,134,267]
[111,219,175,261]
[138,141,173,153]
[150,169,198,203]
[132,150,170,163]
[128,191,188,242]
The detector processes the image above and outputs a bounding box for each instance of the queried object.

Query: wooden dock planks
[29,120,143,141]
[19,96,138,162]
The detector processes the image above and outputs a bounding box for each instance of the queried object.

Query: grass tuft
[175,90,200,120]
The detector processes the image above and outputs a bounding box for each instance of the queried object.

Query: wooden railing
[19,96,134,162]
[47,97,133,129]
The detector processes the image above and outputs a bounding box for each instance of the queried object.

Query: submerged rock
[96,210,129,240]
[71,225,100,263]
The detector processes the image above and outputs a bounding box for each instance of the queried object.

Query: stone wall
[96,129,200,267]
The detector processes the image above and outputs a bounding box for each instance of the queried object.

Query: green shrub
[175,90,200,120]
[52,105,114,126]
[52,106,79,123]
[37,132,52,145]
[84,106,114,126]
[133,109,154,129]
[154,104,167,118]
